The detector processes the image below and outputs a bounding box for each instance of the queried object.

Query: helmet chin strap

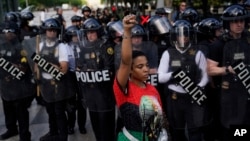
[175,42,191,53]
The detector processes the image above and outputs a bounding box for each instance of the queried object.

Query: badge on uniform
[172,92,177,100]
[188,49,196,56]
[90,52,96,59]
[107,47,114,55]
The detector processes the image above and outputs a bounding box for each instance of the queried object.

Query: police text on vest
[0,57,25,80]
[75,70,111,83]
[172,69,207,106]
[31,53,64,81]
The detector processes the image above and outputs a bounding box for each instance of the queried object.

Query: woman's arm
[116,14,137,89]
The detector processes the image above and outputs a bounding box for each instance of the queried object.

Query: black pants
[45,100,68,141]
[67,96,87,130]
[2,96,34,141]
[89,109,116,141]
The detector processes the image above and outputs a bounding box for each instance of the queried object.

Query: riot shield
[21,36,37,73]
[0,32,36,101]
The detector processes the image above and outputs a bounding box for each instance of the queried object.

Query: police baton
[35,35,40,96]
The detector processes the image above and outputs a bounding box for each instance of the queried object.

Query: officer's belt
[169,90,189,100]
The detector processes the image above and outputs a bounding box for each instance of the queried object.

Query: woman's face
[130,56,149,82]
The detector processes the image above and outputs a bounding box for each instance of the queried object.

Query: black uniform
[0,22,35,141]
[76,38,116,141]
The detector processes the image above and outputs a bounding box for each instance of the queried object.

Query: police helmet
[180,7,199,25]
[1,21,19,34]
[170,20,193,51]
[245,0,250,8]
[4,12,18,22]
[82,6,91,13]
[71,15,82,22]
[82,18,101,31]
[148,15,172,35]
[155,7,172,15]
[131,24,146,37]
[41,18,61,30]
[82,18,103,37]
[107,20,123,38]
[65,25,79,36]
[197,18,222,37]
[21,11,34,21]
[221,4,248,21]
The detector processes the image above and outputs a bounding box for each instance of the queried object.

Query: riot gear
[21,12,34,21]
[155,7,172,16]
[170,20,193,52]
[221,4,248,31]
[131,24,146,37]
[197,18,222,37]
[41,18,61,30]
[82,18,103,37]
[180,7,199,25]
[71,15,82,22]
[64,25,79,43]
[148,15,172,35]
[4,12,18,22]
[82,6,91,13]
[107,20,123,39]
[1,21,19,34]
[221,4,248,21]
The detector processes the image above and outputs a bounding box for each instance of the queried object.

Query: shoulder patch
[107,47,114,55]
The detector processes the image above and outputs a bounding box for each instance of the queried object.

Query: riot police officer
[37,18,74,141]
[211,4,250,141]
[76,18,116,141]
[63,25,87,135]
[197,17,224,141]
[81,6,94,22]
[19,11,39,41]
[158,20,209,141]
[70,15,82,28]
[0,21,35,141]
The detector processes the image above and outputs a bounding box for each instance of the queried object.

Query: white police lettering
[232,61,250,94]
[0,57,25,80]
[173,70,207,106]
[147,74,158,86]
[75,70,111,83]
[31,53,63,81]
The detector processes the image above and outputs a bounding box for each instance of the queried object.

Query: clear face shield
[110,20,124,37]
[153,17,172,35]
[171,26,191,52]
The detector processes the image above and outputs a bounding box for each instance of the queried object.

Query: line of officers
[0,2,250,141]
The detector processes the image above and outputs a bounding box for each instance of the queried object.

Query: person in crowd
[76,18,116,141]
[0,21,35,141]
[70,15,82,28]
[115,24,158,74]
[81,6,94,22]
[37,18,75,141]
[196,18,224,141]
[113,14,165,141]
[207,4,250,141]
[63,25,87,135]
[158,19,209,141]
[171,1,187,23]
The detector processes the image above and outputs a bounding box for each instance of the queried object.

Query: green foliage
[19,0,85,9]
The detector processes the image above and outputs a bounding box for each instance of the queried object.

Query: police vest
[40,42,60,67]
[168,46,201,84]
